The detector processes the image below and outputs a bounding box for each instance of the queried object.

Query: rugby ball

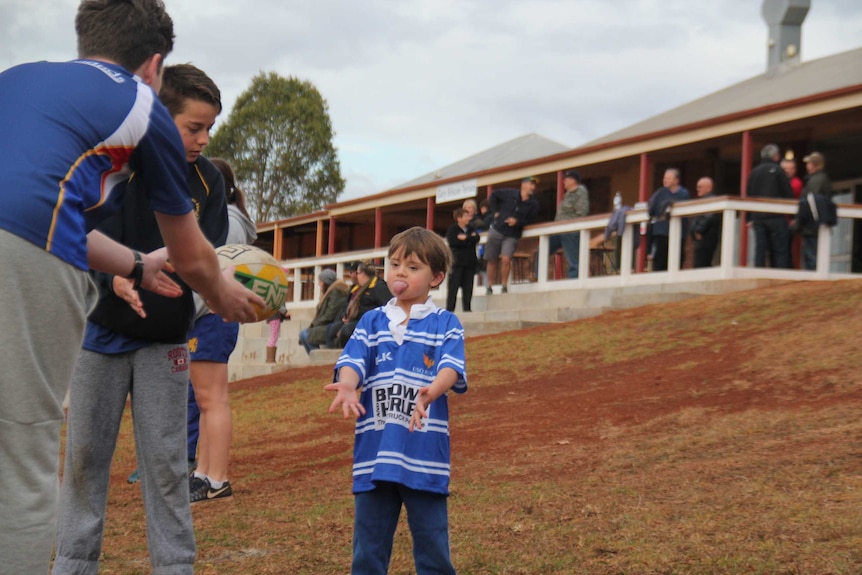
[215,244,288,322]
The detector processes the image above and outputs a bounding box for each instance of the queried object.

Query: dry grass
[67,280,862,574]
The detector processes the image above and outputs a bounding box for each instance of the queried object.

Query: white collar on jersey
[384,296,438,344]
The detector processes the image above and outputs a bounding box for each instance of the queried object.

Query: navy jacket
[87,157,228,344]
[446,223,480,268]
[746,160,794,221]
[489,188,539,239]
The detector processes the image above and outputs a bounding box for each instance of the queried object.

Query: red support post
[328,216,337,254]
[739,130,753,267]
[374,207,383,249]
[636,153,650,273]
[426,197,435,230]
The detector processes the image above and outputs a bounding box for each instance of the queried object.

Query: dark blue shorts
[188,314,240,363]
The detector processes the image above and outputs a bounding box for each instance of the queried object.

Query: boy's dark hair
[211,158,252,220]
[76,0,174,73]
[453,208,466,220]
[479,199,490,211]
[388,227,452,276]
[159,64,222,118]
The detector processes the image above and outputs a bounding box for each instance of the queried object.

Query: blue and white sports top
[0,59,193,270]
[335,298,468,495]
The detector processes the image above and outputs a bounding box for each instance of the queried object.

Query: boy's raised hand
[409,368,459,431]
[409,387,432,431]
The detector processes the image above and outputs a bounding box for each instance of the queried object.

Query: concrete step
[230,363,290,382]
[308,348,343,366]
[453,304,606,337]
[228,277,791,377]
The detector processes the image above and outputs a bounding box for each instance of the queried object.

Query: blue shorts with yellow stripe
[188,313,240,363]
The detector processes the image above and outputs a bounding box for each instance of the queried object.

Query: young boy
[52,64,227,575]
[326,226,468,575]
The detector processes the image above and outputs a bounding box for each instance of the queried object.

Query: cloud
[2,0,861,201]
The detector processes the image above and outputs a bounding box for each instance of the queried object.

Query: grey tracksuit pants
[52,345,195,575]
[0,231,94,575]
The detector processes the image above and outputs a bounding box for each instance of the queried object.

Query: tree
[208,72,345,222]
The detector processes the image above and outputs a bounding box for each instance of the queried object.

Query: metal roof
[392,132,569,189]
[585,46,862,147]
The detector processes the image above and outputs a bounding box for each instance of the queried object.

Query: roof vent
[762,0,810,72]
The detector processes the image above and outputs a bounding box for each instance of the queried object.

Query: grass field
[71,279,862,574]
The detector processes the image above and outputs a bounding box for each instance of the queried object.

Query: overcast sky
[3,0,862,201]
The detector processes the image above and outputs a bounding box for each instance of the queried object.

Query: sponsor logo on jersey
[372,383,425,429]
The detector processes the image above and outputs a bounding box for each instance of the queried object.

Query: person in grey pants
[52,64,229,575]
[53,347,196,575]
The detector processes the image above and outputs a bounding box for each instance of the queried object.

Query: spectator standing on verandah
[746,143,794,268]
[484,176,540,294]
[781,157,805,267]
[548,169,589,279]
[462,198,482,231]
[478,199,494,231]
[781,158,804,199]
[647,168,690,271]
[794,151,836,271]
[474,199,493,286]
[446,207,480,312]
[690,177,722,268]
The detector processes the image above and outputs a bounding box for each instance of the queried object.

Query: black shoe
[485,287,493,295]
[189,475,207,493]
[191,478,233,504]
[501,286,508,294]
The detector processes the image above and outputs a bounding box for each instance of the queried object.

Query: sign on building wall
[436,178,478,204]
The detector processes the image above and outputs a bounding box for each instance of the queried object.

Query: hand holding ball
[216,244,288,322]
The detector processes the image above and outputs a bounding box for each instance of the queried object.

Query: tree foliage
[208,72,345,223]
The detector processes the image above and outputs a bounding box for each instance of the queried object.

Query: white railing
[278,195,862,309]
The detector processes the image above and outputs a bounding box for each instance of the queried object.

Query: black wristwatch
[124,250,144,290]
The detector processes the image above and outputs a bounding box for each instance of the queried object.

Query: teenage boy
[326,226,468,574]
[0,2,260,572]
[52,64,229,575]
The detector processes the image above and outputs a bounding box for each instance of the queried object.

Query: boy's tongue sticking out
[391,280,408,296]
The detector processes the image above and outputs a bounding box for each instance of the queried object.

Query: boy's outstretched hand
[326,367,365,419]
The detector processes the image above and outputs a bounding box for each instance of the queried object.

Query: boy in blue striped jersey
[327,226,468,575]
